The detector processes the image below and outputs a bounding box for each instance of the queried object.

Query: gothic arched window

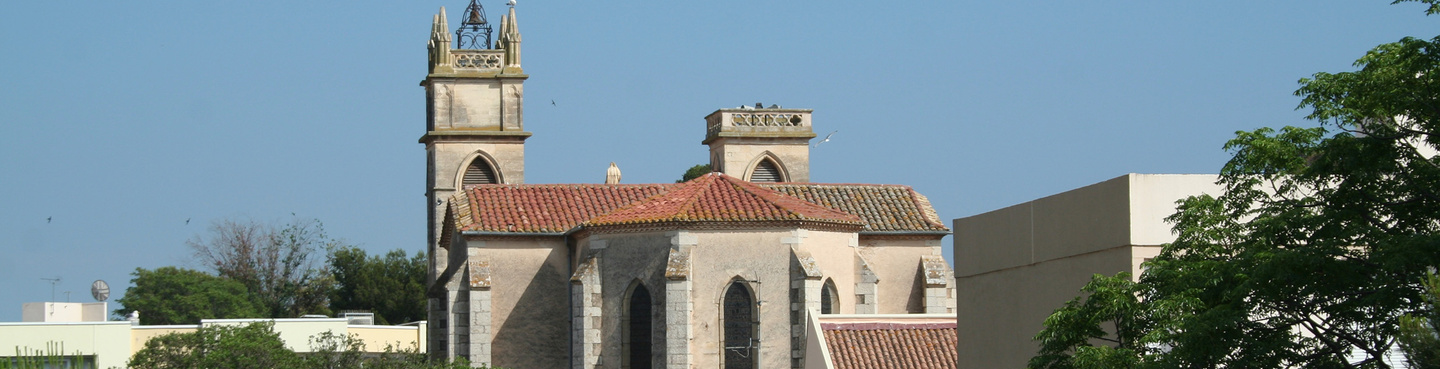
[750,159,782,183]
[821,279,839,314]
[624,282,653,369]
[723,281,757,369]
[463,157,499,185]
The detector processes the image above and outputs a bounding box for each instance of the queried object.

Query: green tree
[1031,273,1155,369]
[114,267,264,325]
[678,164,711,182]
[190,217,339,318]
[128,322,302,369]
[130,322,480,369]
[328,247,427,325]
[1033,3,1440,368]
[303,330,479,369]
[1399,271,1440,368]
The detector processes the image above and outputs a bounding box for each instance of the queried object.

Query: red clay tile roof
[761,184,950,233]
[454,183,676,233]
[449,174,950,234]
[584,173,863,227]
[822,322,958,369]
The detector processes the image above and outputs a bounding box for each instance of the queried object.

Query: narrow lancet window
[723,281,757,369]
[626,283,653,369]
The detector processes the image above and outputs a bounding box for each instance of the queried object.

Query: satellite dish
[91,280,110,302]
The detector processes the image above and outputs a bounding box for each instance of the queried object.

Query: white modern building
[0,302,426,369]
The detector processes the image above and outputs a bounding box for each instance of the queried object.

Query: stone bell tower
[704,105,816,182]
[421,0,525,361]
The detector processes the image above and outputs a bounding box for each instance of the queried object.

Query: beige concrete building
[952,174,1220,369]
[420,3,956,369]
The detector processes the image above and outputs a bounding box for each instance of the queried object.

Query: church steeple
[422,4,532,362]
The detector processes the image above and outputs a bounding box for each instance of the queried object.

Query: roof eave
[460,231,568,237]
[858,230,952,236]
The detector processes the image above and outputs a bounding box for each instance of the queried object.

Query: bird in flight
[46,216,51,223]
[813,130,838,147]
[185,218,191,225]
[551,99,556,106]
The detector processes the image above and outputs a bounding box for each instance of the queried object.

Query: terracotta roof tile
[761,184,950,233]
[454,183,676,233]
[450,175,950,234]
[585,173,863,227]
[822,322,958,369]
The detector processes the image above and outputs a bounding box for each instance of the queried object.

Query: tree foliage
[328,247,427,325]
[113,267,264,325]
[1032,273,1152,369]
[189,217,340,318]
[678,164,711,182]
[1033,4,1440,369]
[1398,271,1440,368]
[129,322,301,369]
[129,322,479,369]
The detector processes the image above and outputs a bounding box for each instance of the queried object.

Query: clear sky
[0,1,1433,321]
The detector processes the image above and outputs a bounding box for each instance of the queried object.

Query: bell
[469,9,483,24]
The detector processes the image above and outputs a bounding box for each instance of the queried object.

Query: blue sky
[0,1,1433,321]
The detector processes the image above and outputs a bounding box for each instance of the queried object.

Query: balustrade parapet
[704,108,816,142]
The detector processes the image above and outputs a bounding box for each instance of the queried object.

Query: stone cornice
[420,73,529,83]
[701,131,817,145]
[419,130,532,144]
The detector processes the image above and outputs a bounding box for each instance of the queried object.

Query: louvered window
[463,158,499,185]
[750,159,782,183]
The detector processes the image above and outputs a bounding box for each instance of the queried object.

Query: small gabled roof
[584,173,863,227]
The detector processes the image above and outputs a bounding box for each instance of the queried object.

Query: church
[421,2,956,368]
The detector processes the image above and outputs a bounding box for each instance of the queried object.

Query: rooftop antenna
[40,277,60,302]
